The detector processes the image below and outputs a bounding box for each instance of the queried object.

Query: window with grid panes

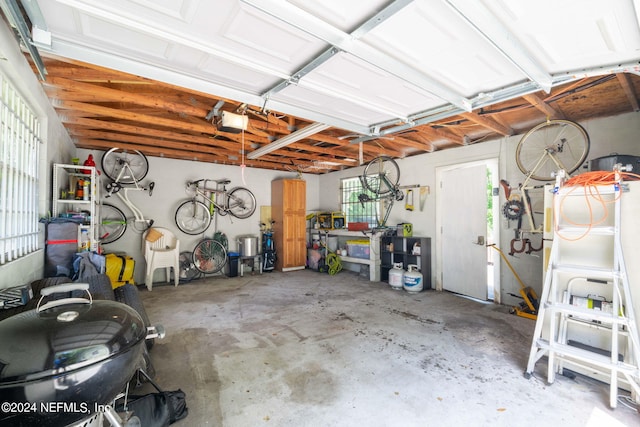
[340,177,378,229]
[0,72,41,264]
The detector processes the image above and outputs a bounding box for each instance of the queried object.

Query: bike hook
[509,238,529,256]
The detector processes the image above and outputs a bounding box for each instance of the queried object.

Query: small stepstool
[524,170,640,408]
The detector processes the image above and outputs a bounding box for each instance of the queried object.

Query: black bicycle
[359,156,404,227]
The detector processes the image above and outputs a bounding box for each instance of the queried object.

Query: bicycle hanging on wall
[174,178,256,235]
[99,148,155,244]
[174,178,255,279]
[501,119,589,254]
[358,155,418,229]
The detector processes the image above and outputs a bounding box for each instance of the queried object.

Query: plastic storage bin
[346,240,370,259]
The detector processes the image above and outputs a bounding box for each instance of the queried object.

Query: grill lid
[0,284,146,385]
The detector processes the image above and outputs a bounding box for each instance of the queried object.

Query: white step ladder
[524,171,640,408]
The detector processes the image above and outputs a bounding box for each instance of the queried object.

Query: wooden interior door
[272,179,306,271]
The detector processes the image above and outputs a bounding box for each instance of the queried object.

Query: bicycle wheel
[362,156,400,196]
[101,147,149,184]
[175,199,211,235]
[100,203,127,244]
[516,120,589,181]
[227,187,256,219]
[193,239,227,274]
[179,251,200,281]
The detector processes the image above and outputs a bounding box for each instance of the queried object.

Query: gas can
[388,263,404,290]
[403,264,423,293]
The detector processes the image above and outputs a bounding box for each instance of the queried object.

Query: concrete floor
[137,270,639,427]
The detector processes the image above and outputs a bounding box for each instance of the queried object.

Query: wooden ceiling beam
[299,131,397,158]
[257,154,343,172]
[75,138,229,163]
[60,117,267,150]
[522,93,566,119]
[460,112,513,136]
[46,76,209,117]
[67,128,241,157]
[53,99,269,144]
[43,57,293,129]
[65,118,359,167]
[397,132,436,151]
[616,73,640,112]
[35,55,639,175]
[378,134,434,153]
[421,125,464,145]
[74,138,292,171]
[46,77,281,138]
[70,127,346,170]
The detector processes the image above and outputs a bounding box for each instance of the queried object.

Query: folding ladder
[524,171,640,408]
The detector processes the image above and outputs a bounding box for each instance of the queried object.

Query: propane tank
[388,263,405,290]
[403,264,423,293]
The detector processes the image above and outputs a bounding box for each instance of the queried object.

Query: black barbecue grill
[0,283,149,426]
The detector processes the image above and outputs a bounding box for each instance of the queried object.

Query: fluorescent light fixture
[247,122,330,159]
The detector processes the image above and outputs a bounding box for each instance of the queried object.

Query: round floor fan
[179,251,200,282]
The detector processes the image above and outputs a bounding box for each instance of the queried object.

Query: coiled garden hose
[326,252,343,275]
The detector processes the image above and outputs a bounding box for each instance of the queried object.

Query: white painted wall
[0,19,75,289]
[318,112,640,305]
[76,149,319,284]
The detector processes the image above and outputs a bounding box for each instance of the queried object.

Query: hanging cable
[555,170,640,241]
[240,125,247,186]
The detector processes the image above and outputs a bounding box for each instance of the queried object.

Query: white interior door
[441,164,488,300]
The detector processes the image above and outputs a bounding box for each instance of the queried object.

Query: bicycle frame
[358,179,400,228]
[190,179,229,215]
[105,161,154,230]
[512,151,569,235]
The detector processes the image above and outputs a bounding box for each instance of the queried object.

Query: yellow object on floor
[105,253,135,289]
[489,244,538,320]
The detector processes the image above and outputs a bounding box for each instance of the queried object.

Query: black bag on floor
[118,371,188,426]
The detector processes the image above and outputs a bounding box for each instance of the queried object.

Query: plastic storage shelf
[380,235,431,289]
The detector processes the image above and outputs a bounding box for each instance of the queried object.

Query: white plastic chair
[143,227,180,291]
